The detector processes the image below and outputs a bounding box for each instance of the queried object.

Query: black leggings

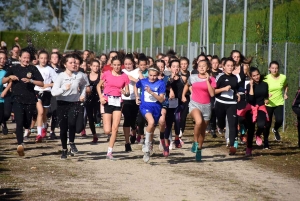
[12,102,36,145]
[180,97,190,133]
[292,106,300,147]
[76,104,85,133]
[122,100,139,129]
[263,105,283,141]
[57,101,81,149]
[0,103,4,124]
[164,106,182,139]
[3,95,13,126]
[215,102,237,147]
[245,110,267,148]
[137,111,146,135]
[86,98,100,134]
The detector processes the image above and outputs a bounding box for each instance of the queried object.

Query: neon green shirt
[264,74,287,107]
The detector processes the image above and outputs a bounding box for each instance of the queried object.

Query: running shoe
[130,135,136,144]
[191,142,198,153]
[143,152,150,163]
[2,124,8,135]
[272,128,281,141]
[92,136,98,143]
[61,149,68,160]
[30,128,37,133]
[142,142,151,153]
[163,146,169,157]
[41,128,47,138]
[179,129,183,138]
[48,132,57,140]
[23,136,29,142]
[106,153,116,160]
[226,138,230,147]
[68,150,74,157]
[218,128,224,135]
[229,146,237,155]
[241,135,247,144]
[175,139,182,148]
[35,135,42,143]
[95,123,101,127]
[139,138,144,145]
[210,130,217,138]
[179,138,184,146]
[17,144,25,156]
[256,135,263,146]
[69,143,78,154]
[159,139,165,151]
[136,135,141,143]
[196,149,202,162]
[234,139,239,149]
[239,124,246,135]
[245,148,252,156]
[125,143,132,152]
[81,129,87,137]
[263,142,271,150]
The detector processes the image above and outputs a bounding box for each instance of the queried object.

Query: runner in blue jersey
[135,66,166,163]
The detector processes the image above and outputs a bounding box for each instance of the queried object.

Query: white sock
[37,126,42,135]
[107,147,113,154]
[145,131,151,144]
[24,129,28,137]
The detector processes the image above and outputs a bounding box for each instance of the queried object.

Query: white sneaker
[139,138,144,145]
[226,138,230,147]
[159,141,164,151]
[142,142,150,153]
[143,152,150,163]
[23,136,29,142]
[169,141,174,150]
[179,129,183,138]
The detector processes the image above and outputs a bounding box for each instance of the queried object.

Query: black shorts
[35,91,52,108]
[103,103,122,114]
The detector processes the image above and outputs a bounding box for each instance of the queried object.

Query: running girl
[51,54,88,159]
[97,56,130,160]
[34,50,57,142]
[182,59,216,161]
[135,66,166,163]
[263,61,288,148]
[3,49,44,156]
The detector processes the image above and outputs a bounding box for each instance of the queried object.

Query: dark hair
[155,59,166,67]
[100,53,107,60]
[138,53,149,64]
[166,49,176,56]
[72,53,83,65]
[38,50,49,59]
[169,59,180,68]
[124,53,136,68]
[111,56,123,65]
[19,49,32,57]
[109,51,118,58]
[0,50,7,58]
[91,59,100,66]
[220,57,227,64]
[224,57,236,66]
[230,50,252,65]
[60,54,76,71]
[180,57,190,65]
[50,52,62,61]
[156,53,165,59]
[11,45,20,50]
[147,56,154,64]
[269,60,280,68]
[211,55,220,63]
[250,66,265,82]
[193,52,208,69]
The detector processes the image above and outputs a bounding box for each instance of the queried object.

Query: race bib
[221,89,234,99]
[169,98,178,108]
[108,96,121,107]
[245,80,250,89]
[144,91,158,102]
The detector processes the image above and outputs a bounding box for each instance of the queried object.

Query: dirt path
[1,122,300,201]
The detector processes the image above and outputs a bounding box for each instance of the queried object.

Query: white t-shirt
[122,68,140,100]
[34,65,58,92]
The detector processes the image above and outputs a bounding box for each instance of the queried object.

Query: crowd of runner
[0,38,299,163]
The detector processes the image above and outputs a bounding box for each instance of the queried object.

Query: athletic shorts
[139,105,162,125]
[103,103,122,114]
[189,100,211,121]
[35,91,52,108]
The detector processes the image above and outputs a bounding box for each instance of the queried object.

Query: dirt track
[1,122,300,201]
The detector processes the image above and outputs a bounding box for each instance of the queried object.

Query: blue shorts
[139,105,162,125]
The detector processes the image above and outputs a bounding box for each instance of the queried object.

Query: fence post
[283,41,288,132]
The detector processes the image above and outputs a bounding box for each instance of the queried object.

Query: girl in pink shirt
[97,57,130,160]
[182,60,216,161]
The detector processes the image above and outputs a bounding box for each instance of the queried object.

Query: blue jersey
[0,70,6,103]
[136,78,166,108]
